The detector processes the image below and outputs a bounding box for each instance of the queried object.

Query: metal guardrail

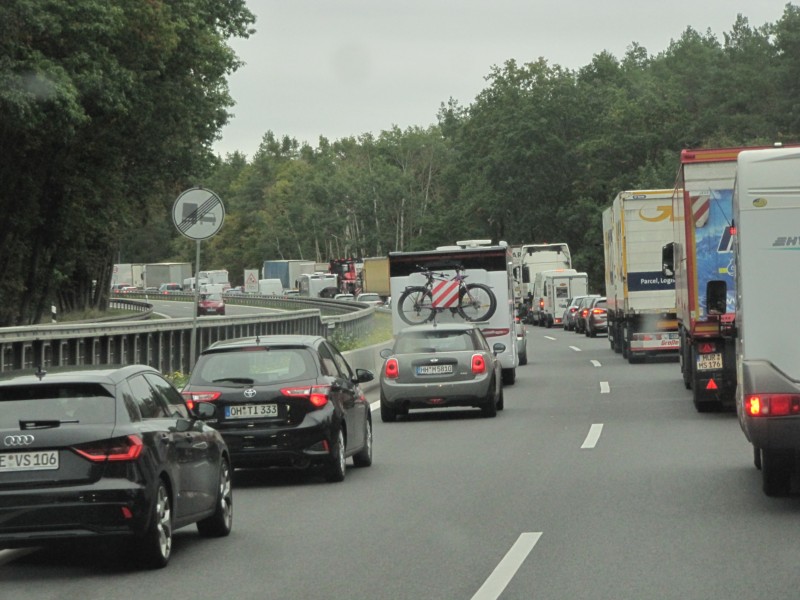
[0,295,376,375]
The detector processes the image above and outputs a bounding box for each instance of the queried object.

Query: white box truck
[532,269,585,328]
[603,189,679,363]
[733,146,800,496]
[519,243,571,324]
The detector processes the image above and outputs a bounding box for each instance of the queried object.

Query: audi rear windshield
[0,384,116,427]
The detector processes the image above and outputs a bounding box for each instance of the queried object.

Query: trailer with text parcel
[603,189,678,363]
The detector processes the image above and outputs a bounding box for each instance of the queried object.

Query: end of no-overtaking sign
[172,188,225,240]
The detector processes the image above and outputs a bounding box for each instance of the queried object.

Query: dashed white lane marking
[600,381,610,394]
[581,424,604,449]
[569,346,581,352]
[471,532,543,600]
[590,360,601,368]
[544,336,556,341]
[370,401,379,412]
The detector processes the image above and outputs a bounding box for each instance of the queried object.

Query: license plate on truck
[696,353,722,371]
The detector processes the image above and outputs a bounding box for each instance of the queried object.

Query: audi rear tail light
[746,394,800,417]
[73,435,143,462]
[281,385,330,408]
[385,358,399,379]
[471,354,486,374]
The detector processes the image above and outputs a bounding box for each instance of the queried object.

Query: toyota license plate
[225,404,279,419]
[696,353,723,371]
[417,364,454,375]
[0,450,59,472]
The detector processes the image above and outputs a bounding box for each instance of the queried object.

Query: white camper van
[733,146,800,496]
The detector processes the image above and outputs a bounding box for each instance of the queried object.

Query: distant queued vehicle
[197,292,226,316]
[0,364,232,569]
[181,335,375,482]
[585,297,608,337]
[333,293,355,302]
[563,295,599,331]
[355,292,384,306]
[573,295,598,334]
[379,323,505,421]
[158,283,183,293]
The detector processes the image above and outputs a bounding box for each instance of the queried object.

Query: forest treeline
[2,2,800,326]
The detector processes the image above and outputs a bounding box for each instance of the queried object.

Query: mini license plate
[696,352,723,371]
[0,450,59,472]
[225,404,279,419]
[416,364,454,375]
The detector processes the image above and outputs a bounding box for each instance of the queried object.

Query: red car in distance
[197,292,226,316]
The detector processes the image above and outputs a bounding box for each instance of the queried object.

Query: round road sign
[172,188,225,240]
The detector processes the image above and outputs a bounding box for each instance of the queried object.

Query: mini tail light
[281,385,330,408]
[746,394,800,417]
[73,435,143,462]
[481,328,510,337]
[471,354,486,374]
[385,358,399,379]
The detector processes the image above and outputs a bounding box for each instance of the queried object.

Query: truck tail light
[471,354,486,374]
[385,358,399,379]
[697,342,717,354]
[746,394,800,417]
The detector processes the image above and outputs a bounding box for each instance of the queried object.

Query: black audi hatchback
[181,335,375,482]
[0,365,232,568]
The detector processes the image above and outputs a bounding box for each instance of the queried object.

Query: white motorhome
[519,242,571,324]
[297,272,339,298]
[533,269,587,328]
[257,278,283,295]
[388,243,519,385]
[733,146,800,496]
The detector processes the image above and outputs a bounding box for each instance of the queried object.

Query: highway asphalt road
[2,326,798,599]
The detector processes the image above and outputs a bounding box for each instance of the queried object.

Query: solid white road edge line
[581,424,604,449]
[600,381,610,394]
[471,532,543,600]
[569,346,582,352]
[590,359,601,367]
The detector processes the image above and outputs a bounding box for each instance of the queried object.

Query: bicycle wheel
[458,283,496,322]
[398,287,435,325]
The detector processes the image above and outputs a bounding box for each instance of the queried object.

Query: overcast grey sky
[213,1,789,158]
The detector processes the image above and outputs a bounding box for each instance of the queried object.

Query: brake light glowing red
[591,308,605,315]
[385,358,399,379]
[73,435,143,462]
[471,354,486,374]
[281,385,331,408]
[746,394,800,417]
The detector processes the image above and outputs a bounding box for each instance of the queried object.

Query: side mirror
[493,343,506,355]
[706,280,727,315]
[193,401,217,420]
[662,242,675,278]
[355,368,374,384]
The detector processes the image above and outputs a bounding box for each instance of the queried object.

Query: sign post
[172,188,225,369]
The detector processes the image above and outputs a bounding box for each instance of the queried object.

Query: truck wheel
[546,316,552,329]
[762,449,793,497]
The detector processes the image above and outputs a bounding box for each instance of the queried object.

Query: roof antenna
[35,365,47,381]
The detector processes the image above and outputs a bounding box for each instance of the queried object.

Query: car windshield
[394,330,476,353]
[0,383,116,427]
[192,348,317,385]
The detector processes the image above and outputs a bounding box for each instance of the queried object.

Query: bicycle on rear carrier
[397,265,497,325]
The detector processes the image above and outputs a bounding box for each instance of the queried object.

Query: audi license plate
[0,450,59,472]
[225,404,278,419]
[696,353,723,371]
[416,364,454,375]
